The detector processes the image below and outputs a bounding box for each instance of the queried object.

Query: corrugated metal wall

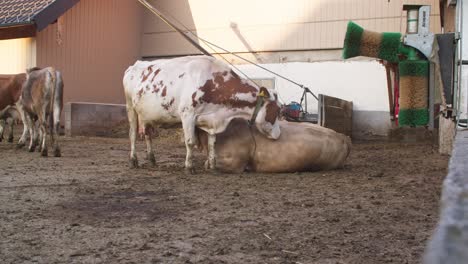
[36,0,143,105]
[142,0,442,58]
[0,38,36,74]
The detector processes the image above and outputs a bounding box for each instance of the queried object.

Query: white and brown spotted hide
[198,119,351,173]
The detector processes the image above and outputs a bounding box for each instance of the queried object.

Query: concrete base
[388,127,437,143]
[65,102,127,137]
[352,110,392,139]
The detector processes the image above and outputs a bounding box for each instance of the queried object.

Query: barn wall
[0,38,36,74]
[36,0,143,105]
[142,0,442,61]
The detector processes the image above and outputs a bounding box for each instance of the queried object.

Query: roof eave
[0,23,36,40]
[33,0,80,31]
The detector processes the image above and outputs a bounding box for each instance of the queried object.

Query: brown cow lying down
[197,119,351,173]
[0,105,20,143]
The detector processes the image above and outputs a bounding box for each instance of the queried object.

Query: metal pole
[455,0,464,128]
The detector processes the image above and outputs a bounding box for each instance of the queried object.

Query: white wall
[235,60,392,137]
[236,60,389,113]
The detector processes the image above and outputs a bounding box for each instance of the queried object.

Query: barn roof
[0,0,79,40]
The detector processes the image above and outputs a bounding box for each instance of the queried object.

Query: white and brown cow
[198,119,351,173]
[0,105,20,143]
[123,55,281,172]
[17,67,64,157]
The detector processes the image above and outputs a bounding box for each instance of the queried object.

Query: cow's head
[253,87,281,140]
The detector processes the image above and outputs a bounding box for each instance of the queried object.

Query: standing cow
[123,55,281,172]
[17,67,64,157]
[198,119,352,173]
[0,105,20,143]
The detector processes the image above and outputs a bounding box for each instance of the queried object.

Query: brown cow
[0,74,25,111]
[17,67,64,157]
[198,119,351,173]
[0,73,30,146]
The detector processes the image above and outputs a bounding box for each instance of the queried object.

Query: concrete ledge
[65,102,127,137]
[424,130,468,263]
[352,110,392,139]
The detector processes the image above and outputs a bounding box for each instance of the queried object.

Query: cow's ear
[259,87,270,98]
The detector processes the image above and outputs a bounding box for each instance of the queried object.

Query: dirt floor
[0,128,449,264]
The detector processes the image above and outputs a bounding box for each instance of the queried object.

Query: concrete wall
[424,130,468,263]
[36,0,143,105]
[65,102,127,137]
[235,60,392,137]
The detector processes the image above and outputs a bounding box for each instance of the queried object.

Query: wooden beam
[0,24,36,40]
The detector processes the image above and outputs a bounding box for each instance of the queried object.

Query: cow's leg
[181,117,197,174]
[7,117,14,143]
[145,124,155,166]
[16,104,29,149]
[24,114,36,152]
[127,107,138,168]
[39,119,48,157]
[0,119,5,142]
[207,133,217,171]
[35,104,48,157]
[36,123,43,153]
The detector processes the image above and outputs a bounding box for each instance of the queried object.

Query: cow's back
[201,119,351,173]
[252,121,351,172]
[21,68,54,112]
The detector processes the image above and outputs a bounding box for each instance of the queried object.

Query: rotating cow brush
[342,21,429,127]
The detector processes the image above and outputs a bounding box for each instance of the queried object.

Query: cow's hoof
[16,142,25,149]
[204,160,217,172]
[53,148,61,157]
[0,137,3,142]
[209,168,219,175]
[7,136,14,143]
[129,158,139,169]
[184,167,196,175]
[147,152,156,166]
[28,146,36,152]
[41,148,48,157]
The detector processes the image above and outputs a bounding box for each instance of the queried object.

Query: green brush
[398,60,429,127]
[342,21,401,63]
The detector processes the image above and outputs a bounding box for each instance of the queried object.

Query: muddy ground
[0,128,448,264]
